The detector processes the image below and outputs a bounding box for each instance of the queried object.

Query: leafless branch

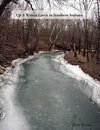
[25,0,34,10]
[49,25,56,43]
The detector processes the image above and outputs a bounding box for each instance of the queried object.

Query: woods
[0,0,99,69]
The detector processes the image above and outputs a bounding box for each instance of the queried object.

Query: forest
[0,0,100,79]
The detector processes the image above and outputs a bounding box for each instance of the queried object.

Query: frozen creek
[0,51,100,130]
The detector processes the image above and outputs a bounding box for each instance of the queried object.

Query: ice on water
[53,54,100,106]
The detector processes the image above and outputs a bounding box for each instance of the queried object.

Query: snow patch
[0,57,35,130]
[53,54,100,106]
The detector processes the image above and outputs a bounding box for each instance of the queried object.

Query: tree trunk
[0,0,12,16]
[96,0,100,63]
[78,37,81,54]
[83,18,89,62]
[49,42,55,51]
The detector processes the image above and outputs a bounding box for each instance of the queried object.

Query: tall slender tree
[96,0,100,63]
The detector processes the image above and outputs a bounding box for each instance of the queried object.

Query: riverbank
[53,54,100,106]
[64,52,100,81]
[0,55,33,129]
[0,44,47,74]
[0,49,58,75]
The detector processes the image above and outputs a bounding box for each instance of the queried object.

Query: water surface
[17,52,100,130]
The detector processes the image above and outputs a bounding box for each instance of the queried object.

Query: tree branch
[0,0,34,16]
[0,0,12,16]
[25,0,34,10]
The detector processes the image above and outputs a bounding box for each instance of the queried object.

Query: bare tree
[77,20,82,54]
[96,0,100,63]
[69,0,94,62]
[0,0,69,16]
[49,22,62,51]
[0,0,34,15]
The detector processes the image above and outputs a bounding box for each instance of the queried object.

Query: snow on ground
[0,55,36,130]
[53,54,100,106]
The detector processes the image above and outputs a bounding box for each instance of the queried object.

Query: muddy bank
[64,52,100,81]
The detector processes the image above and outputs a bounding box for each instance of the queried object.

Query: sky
[11,0,96,19]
